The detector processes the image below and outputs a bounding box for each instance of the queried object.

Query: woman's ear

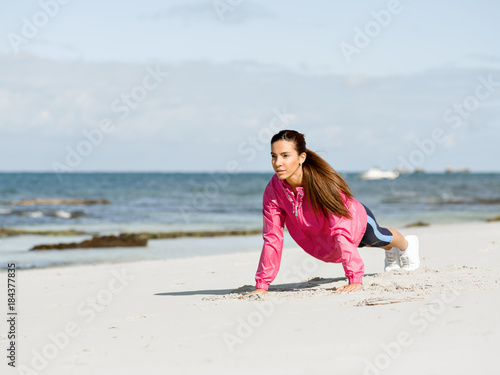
[300,152,307,165]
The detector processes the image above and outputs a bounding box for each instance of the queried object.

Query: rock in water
[31,234,148,250]
[405,221,430,228]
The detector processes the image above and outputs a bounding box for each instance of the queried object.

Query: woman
[242,130,419,298]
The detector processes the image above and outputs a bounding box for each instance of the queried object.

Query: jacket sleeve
[332,229,365,284]
[255,185,286,291]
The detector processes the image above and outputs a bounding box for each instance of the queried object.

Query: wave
[13,210,85,219]
[53,210,72,219]
[19,211,44,218]
[0,208,12,214]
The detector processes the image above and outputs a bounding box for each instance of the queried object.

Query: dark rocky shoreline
[3,229,261,251]
[31,234,149,250]
[0,228,262,239]
[27,229,263,250]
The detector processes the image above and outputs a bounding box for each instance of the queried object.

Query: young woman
[241,130,419,298]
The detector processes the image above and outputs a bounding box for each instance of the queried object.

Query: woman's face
[270,140,306,181]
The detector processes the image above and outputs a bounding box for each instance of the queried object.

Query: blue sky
[1,0,500,172]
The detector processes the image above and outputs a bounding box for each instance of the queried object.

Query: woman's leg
[360,204,419,270]
[359,204,403,250]
[382,228,408,250]
[359,204,419,271]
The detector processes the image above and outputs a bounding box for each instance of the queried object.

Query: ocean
[1,172,499,269]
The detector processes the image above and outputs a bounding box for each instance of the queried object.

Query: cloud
[1,55,499,171]
[139,0,275,25]
[466,54,500,65]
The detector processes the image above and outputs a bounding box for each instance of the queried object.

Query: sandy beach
[1,220,500,375]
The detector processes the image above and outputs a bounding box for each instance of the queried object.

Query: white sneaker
[384,247,401,272]
[399,235,420,271]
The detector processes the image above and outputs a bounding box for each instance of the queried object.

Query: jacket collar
[279,176,304,194]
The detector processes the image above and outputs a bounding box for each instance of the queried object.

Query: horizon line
[0,169,499,174]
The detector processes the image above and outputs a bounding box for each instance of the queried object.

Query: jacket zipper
[287,190,304,217]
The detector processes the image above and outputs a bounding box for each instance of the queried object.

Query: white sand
[1,221,500,375]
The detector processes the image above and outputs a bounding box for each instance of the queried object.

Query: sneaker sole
[384,266,401,272]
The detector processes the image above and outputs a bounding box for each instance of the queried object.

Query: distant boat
[445,167,470,174]
[360,168,399,180]
[414,167,426,174]
[395,166,411,174]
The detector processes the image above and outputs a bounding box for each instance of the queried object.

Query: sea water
[1,172,499,268]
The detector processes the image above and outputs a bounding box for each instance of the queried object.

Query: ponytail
[302,149,353,218]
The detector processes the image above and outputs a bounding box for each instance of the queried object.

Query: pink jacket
[255,174,368,290]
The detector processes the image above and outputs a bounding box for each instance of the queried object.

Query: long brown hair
[271,130,353,218]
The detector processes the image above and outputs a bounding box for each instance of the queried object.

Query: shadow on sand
[154,274,377,297]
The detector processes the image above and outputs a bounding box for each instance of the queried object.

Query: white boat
[360,168,399,180]
[395,166,411,174]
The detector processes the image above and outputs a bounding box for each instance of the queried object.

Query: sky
[1,0,500,172]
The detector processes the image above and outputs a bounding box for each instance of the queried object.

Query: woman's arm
[242,185,285,297]
[333,231,365,291]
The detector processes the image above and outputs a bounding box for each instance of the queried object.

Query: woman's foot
[399,235,420,271]
[384,247,401,272]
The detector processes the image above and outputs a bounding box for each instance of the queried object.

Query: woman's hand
[335,283,363,293]
[239,288,268,299]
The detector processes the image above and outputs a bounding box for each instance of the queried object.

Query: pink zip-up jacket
[255,174,368,290]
